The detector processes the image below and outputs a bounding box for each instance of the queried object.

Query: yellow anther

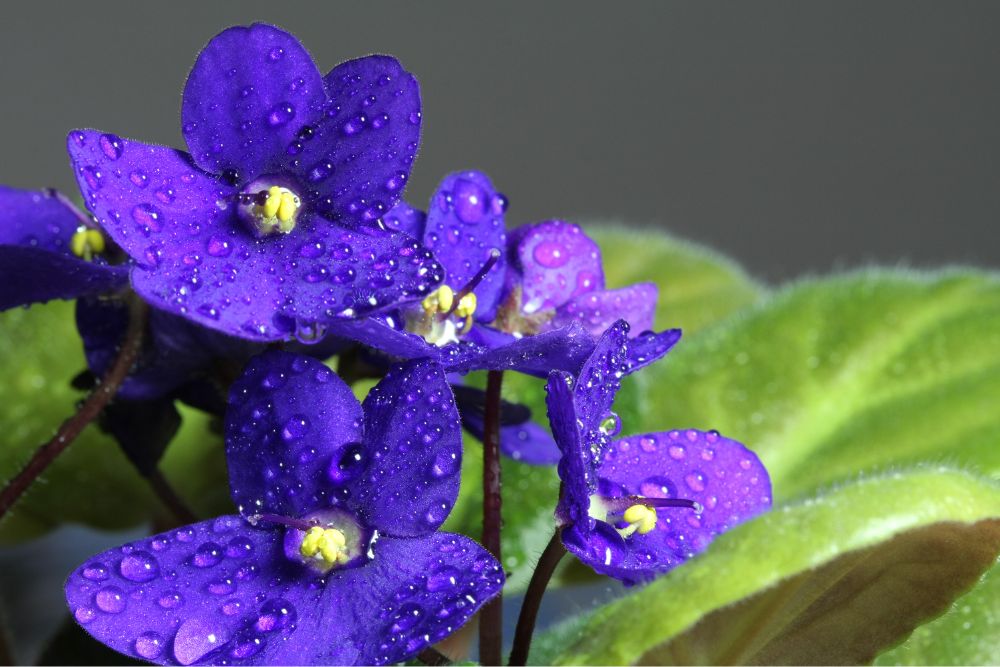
[70,228,105,261]
[299,526,350,569]
[619,504,658,538]
[277,191,299,223]
[246,185,302,236]
[421,285,455,314]
[455,292,477,318]
[262,186,282,219]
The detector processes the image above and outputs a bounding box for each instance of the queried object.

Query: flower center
[70,227,105,261]
[237,177,303,237]
[250,508,373,574]
[589,494,701,539]
[299,526,350,567]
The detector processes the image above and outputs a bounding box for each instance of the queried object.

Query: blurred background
[1,1,999,662]
[1,1,998,282]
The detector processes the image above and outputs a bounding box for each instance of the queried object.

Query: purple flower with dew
[66,23,444,342]
[327,170,682,377]
[0,186,128,310]
[65,350,503,665]
[546,321,772,585]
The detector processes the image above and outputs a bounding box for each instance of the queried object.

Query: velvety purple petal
[226,350,362,518]
[356,361,462,536]
[625,328,683,374]
[181,23,326,178]
[567,429,772,584]
[342,532,504,665]
[421,171,507,320]
[552,283,658,338]
[66,129,235,267]
[546,370,592,525]
[130,213,444,342]
[287,55,421,228]
[65,516,312,666]
[0,186,87,251]
[512,220,605,314]
[447,323,596,376]
[323,314,440,361]
[572,320,630,447]
[383,201,426,237]
[499,421,561,465]
[0,246,127,310]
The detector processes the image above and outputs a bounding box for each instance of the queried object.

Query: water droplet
[255,598,297,632]
[119,551,160,583]
[158,591,184,609]
[490,193,508,215]
[192,542,223,568]
[131,203,163,233]
[267,102,296,127]
[668,444,686,460]
[451,178,488,224]
[532,240,569,268]
[281,415,310,442]
[739,458,753,470]
[74,606,96,624]
[99,133,123,160]
[341,116,365,135]
[95,586,127,613]
[173,618,226,665]
[226,536,253,558]
[229,633,265,659]
[599,413,622,437]
[431,451,459,478]
[685,471,707,492]
[82,562,109,581]
[389,602,423,633]
[206,578,237,596]
[268,47,285,62]
[639,476,677,499]
[134,631,165,659]
[328,443,367,484]
[426,567,460,592]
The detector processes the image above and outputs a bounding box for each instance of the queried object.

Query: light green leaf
[0,301,229,542]
[533,469,1000,665]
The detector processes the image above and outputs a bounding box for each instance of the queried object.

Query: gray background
[1,1,998,281]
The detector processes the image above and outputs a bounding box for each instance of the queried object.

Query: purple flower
[65,351,504,664]
[328,170,681,377]
[0,186,128,310]
[546,321,772,585]
[66,23,444,342]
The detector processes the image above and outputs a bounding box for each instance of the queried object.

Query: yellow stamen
[70,228,105,261]
[618,504,657,538]
[455,292,477,318]
[262,186,282,219]
[299,526,350,569]
[277,191,299,223]
[422,285,455,314]
[248,185,301,236]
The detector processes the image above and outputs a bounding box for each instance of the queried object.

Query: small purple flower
[65,351,504,664]
[546,321,772,585]
[0,186,128,310]
[66,23,443,342]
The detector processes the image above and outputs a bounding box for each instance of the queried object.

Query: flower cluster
[0,22,771,666]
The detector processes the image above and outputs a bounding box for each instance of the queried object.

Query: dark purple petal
[552,283,658,338]
[0,186,87,251]
[66,129,236,268]
[226,350,362,518]
[289,55,421,228]
[572,320,630,447]
[346,532,504,665]
[498,421,561,465]
[181,23,326,178]
[357,361,462,536]
[383,201,426,238]
[421,171,507,319]
[566,429,772,585]
[512,220,605,314]
[625,328,683,374]
[546,370,592,525]
[447,323,596,377]
[323,314,440,361]
[65,516,310,666]
[130,213,444,342]
[0,246,127,310]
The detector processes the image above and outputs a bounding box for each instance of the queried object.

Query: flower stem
[479,369,504,666]
[417,647,451,666]
[0,297,148,521]
[147,467,198,525]
[507,530,567,666]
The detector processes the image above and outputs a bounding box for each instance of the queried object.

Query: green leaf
[0,301,229,542]
[616,269,1000,500]
[875,557,1000,666]
[532,469,1000,665]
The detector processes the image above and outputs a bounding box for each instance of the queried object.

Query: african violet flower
[546,320,772,584]
[66,350,504,664]
[67,23,444,342]
[0,186,127,310]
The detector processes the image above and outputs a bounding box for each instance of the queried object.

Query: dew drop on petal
[173,618,227,665]
[119,551,160,582]
[134,631,165,660]
[94,586,126,613]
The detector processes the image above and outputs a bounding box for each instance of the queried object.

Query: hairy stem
[479,369,504,665]
[508,530,567,666]
[147,467,198,525]
[416,646,451,666]
[0,297,148,521]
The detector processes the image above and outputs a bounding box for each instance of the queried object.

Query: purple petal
[447,323,596,376]
[567,429,772,584]
[345,532,504,665]
[225,350,363,518]
[129,213,444,342]
[383,201,426,238]
[65,516,310,665]
[66,129,235,268]
[357,361,462,536]
[546,370,592,525]
[512,220,605,314]
[499,421,561,465]
[181,23,326,178]
[625,328,683,374]
[0,246,126,310]
[421,171,507,319]
[572,320,631,446]
[0,186,88,251]
[288,55,421,228]
[323,314,441,361]
[552,283,658,338]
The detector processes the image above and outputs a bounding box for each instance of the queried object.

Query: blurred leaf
[38,615,142,666]
[875,557,1000,666]
[0,301,229,542]
[616,269,1000,500]
[532,469,1000,665]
